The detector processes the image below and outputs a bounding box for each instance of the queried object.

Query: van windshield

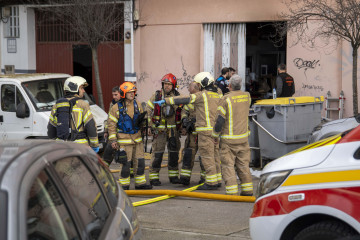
[22,78,66,111]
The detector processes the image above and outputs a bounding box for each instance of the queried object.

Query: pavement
[109,140,261,240]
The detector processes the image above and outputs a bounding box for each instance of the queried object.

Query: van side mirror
[16,102,30,118]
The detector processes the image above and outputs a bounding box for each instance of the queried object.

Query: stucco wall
[135,0,359,118]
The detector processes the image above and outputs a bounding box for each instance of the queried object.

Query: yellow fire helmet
[194,72,214,87]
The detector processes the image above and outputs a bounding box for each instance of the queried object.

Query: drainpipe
[123,0,136,82]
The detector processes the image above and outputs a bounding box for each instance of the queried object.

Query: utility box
[253,96,324,160]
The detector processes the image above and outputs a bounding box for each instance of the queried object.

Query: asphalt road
[110,149,260,240]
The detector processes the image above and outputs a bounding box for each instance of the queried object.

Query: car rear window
[53,157,110,239]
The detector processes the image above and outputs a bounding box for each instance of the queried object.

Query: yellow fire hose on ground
[107,151,256,206]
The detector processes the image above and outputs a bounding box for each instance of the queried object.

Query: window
[53,157,110,239]
[27,170,79,240]
[1,84,25,112]
[5,6,20,38]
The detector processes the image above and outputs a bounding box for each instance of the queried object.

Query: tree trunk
[352,47,359,115]
[91,47,105,109]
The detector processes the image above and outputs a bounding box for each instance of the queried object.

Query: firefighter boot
[180,176,190,186]
[150,179,162,186]
[135,184,153,190]
[197,183,218,190]
[122,185,129,190]
[169,177,181,184]
[198,178,205,184]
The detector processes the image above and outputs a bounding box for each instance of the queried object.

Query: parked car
[0,73,107,151]
[250,125,360,240]
[0,140,140,240]
[307,115,360,143]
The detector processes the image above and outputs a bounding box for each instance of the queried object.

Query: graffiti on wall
[293,58,320,71]
[302,83,324,91]
[176,56,195,90]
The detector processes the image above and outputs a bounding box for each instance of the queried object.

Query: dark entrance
[246,22,287,96]
[73,45,93,96]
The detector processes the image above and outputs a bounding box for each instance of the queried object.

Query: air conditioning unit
[4,65,15,74]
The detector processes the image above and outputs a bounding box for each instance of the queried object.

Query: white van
[0,73,107,150]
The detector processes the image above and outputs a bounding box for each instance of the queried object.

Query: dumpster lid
[254,96,324,105]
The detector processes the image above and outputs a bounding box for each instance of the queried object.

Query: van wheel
[294,221,356,240]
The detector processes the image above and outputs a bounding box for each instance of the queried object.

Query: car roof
[0,73,70,83]
[0,140,91,181]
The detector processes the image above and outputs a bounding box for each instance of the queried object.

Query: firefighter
[179,82,206,185]
[154,72,222,190]
[48,76,99,152]
[107,82,152,190]
[146,73,183,186]
[212,74,253,196]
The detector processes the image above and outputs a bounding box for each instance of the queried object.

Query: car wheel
[294,221,356,240]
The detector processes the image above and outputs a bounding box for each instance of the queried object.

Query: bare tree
[276,0,360,115]
[35,0,127,109]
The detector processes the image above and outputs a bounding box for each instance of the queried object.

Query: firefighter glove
[92,146,100,153]
[153,99,165,106]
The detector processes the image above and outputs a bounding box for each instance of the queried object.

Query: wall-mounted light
[1,7,11,23]
[133,9,139,30]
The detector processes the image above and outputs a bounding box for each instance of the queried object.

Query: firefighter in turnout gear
[146,73,183,186]
[107,82,152,190]
[179,82,207,185]
[212,75,253,196]
[154,72,222,190]
[48,76,99,152]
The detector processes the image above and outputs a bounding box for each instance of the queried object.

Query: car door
[0,83,33,140]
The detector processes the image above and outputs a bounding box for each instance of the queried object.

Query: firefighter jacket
[212,90,251,145]
[48,95,99,147]
[108,99,143,146]
[146,90,182,132]
[165,90,221,135]
[181,103,197,135]
[104,99,118,134]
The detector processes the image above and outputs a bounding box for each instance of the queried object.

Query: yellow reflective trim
[83,110,92,123]
[188,104,194,110]
[282,170,360,187]
[221,131,250,139]
[56,102,70,108]
[196,127,213,131]
[226,185,238,190]
[203,93,211,128]
[226,98,233,135]
[169,97,175,105]
[147,100,154,109]
[89,138,99,144]
[118,139,132,144]
[217,106,226,115]
[72,107,83,128]
[212,132,220,138]
[109,114,118,123]
[190,94,196,104]
[74,139,88,144]
[109,134,117,140]
[134,137,142,143]
[49,114,54,121]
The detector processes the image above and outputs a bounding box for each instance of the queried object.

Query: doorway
[73,45,93,95]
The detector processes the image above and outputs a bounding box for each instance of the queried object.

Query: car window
[53,157,110,239]
[88,156,119,208]
[1,85,26,112]
[27,170,79,240]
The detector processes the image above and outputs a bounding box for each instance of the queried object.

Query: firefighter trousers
[118,142,148,188]
[220,141,253,195]
[180,133,198,180]
[197,133,221,186]
[103,142,136,175]
[149,129,180,181]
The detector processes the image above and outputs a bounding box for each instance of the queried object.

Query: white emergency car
[0,73,107,150]
[250,125,360,240]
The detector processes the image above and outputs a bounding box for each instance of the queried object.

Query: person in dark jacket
[275,63,295,97]
[215,67,230,95]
